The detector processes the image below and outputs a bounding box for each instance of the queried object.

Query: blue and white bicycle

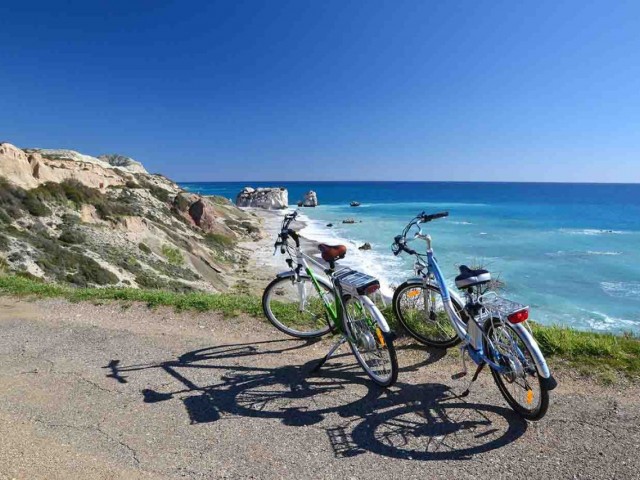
[391,211,556,420]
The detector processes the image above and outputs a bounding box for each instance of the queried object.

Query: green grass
[0,274,262,317]
[0,273,638,381]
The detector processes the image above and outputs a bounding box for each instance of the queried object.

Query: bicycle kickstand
[459,362,485,398]
[311,336,347,373]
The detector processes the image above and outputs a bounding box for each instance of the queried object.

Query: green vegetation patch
[531,323,640,380]
[204,233,236,249]
[0,233,9,251]
[161,244,184,266]
[0,275,262,316]
[138,242,152,254]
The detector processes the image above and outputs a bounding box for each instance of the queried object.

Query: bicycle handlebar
[392,211,449,256]
[274,211,301,255]
[419,211,449,223]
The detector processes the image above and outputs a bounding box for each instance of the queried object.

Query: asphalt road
[0,297,638,479]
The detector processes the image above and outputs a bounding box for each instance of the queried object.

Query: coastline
[236,208,326,291]
[238,207,394,302]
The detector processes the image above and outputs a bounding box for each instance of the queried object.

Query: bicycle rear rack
[333,268,380,297]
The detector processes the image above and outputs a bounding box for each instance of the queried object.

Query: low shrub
[149,185,170,203]
[0,233,9,251]
[23,192,51,217]
[138,243,152,254]
[161,244,184,266]
[0,208,12,224]
[58,228,86,245]
[204,233,236,250]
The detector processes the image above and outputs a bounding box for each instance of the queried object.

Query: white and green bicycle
[262,211,398,387]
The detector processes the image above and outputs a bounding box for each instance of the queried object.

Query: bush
[0,208,12,224]
[173,194,190,211]
[118,256,143,275]
[59,228,86,245]
[204,233,236,249]
[29,233,117,286]
[149,185,170,203]
[161,244,184,266]
[0,233,9,251]
[23,192,51,216]
[138,243,152,254]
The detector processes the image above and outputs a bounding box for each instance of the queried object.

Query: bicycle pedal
[451,371,467,380]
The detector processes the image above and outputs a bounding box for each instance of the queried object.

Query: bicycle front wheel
[344,296,398,387]
[262,275,334,339]
[392,281,466,348]
[483,318,549,420]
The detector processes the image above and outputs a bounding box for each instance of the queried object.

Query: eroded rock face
[302,190,318,207]
[173,192,234,235]
[0,143,127,191]
[236,187,288,209]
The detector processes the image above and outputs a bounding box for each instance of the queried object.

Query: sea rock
[302,190,318,207]
[350,201,361,207]
[342,218,356,224]
[326,223,333,227]
[236,186,288,209]
[358,243,372,251]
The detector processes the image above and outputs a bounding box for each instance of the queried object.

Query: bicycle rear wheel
[393,281,466,348]
[344,295,398,387]
[262,275,334,339]
[483,318,549,420]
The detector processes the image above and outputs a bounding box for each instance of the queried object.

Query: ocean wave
[546,250,622,258]
[600,281,640,299]
[559,228,630,236]
[296,211,405,297]
[449,221,474,225]
[579,308,639,332]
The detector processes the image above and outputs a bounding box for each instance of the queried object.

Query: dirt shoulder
[0,296,638,479]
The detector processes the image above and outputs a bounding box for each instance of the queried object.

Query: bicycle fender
[360,295,391,333]
[511,322,552,379]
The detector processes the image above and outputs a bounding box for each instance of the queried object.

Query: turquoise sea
[181,181,640,334]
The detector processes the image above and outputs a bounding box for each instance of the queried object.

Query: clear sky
[1,1,639,182]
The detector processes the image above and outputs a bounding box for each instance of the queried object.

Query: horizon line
[174,179,640,186]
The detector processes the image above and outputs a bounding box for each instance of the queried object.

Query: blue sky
[1,1,639,182]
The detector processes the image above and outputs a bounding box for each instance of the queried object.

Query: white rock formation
[302,190,318,207]
[236,187,288,209]
[98,154,148,174]
[0,143,162,192]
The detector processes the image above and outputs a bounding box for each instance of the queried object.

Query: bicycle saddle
[318,244,347,263]
[455,265,491,289]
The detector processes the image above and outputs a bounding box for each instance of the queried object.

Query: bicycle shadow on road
[105,338,527,461]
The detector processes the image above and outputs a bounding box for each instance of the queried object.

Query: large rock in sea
[236,187,288,209]
[302,190,318,207]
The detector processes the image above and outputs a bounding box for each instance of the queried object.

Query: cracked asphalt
[0,297,638,479]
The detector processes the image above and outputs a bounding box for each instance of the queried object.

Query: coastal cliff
[0,142,262,292]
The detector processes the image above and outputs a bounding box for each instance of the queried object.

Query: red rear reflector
[507,309,529,324]
[365,284,380,295]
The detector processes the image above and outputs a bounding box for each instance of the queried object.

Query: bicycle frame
[412,233,552,380]
[278,243,391,337]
